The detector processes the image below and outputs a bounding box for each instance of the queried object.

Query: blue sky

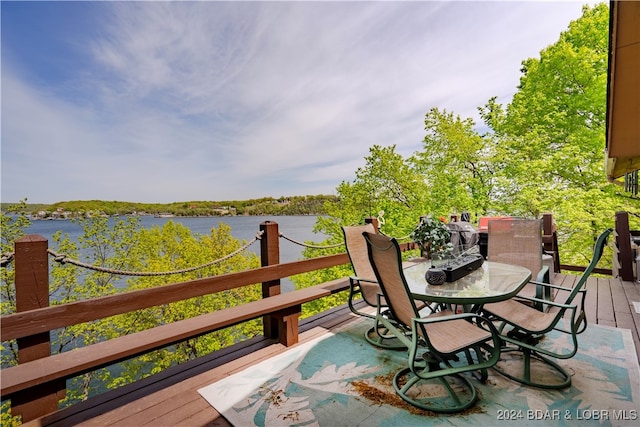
[1,1,594,204]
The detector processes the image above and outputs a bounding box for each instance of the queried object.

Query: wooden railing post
[260,221,281,339]
[11,235,65,421]
[542,213,561,273]
[364,216,379,231]
[615,211,634,281]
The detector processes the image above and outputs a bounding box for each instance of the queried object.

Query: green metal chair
[487,218,552,310]
[342,224,406,349]
[481,229,612,389]
[363,231,501,413]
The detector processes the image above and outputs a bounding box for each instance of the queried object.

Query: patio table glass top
[403,260,531,306]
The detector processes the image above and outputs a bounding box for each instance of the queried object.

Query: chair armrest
[548,284,586,294]
[535,265,550,283]
[512,294,576,311]
[528,280,585,293]
[530,265,551,307]
[349,275,377,284]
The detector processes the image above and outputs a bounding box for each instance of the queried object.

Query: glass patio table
[403,260,531,311]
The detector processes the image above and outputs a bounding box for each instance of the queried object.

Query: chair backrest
[342,224,379,306]
[342,224,377,281]
[558,228,612,307]
[488,219,543,280]
[363,231,419,328]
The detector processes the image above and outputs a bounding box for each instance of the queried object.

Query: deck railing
[614,211,639,281]
[0,218,418,422]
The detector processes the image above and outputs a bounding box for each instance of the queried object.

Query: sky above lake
[1,1,595,204]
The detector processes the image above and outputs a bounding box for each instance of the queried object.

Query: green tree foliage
[413,108,496,216]
[292,145,425,303]
[296,2,637,289]
[321,145,430,238]
[478,3,637,265]
[0,401,20,427]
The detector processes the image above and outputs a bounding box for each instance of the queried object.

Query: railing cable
[46,231,264,277]
[1,252,15,267]
[279,231,413,249]
[379,230,413,241]
[278,232,344,249]
[3,228,414,271]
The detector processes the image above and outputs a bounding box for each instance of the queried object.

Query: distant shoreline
[27,212,321,220]
[2,195,336,218]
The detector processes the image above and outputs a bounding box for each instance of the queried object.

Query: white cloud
[1,1,592,203]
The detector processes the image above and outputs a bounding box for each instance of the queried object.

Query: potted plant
[411,215,453,258]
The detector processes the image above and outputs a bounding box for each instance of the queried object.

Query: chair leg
[348,285,407,350]
[463,346,490,382]
[493,347,571,389]
[364,324,407,350]
[393,366,478,413]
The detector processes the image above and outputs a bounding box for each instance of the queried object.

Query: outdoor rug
[198,318,640,426]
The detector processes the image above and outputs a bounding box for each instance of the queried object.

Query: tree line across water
[1,194,337,218]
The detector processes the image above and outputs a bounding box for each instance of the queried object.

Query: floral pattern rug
[198,318,640,426]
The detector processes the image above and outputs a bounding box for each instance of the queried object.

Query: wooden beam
[1,252,350,341]
[615,211,635,281]
[1,286,330,398]
[12,235,64,421]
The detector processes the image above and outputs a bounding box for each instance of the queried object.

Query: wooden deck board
[22,276,640,427]
[611,276,632,315]
[597,277,616,323]
[79,343,291,426]
[137,396,210,426]
[620,278,640,356]
[584,276,598,325]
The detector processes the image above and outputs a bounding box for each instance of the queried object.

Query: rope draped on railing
[0,231,348,272]
[1,228,416,273]
[278,232,344,249]
[0,252,14,267]
[278,232,412,248]
[378,230,413,241]
[45,231,265,277]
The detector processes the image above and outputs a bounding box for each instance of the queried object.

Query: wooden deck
[23,273,640,427]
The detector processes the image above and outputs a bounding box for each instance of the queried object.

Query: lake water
[24,215,328,291]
